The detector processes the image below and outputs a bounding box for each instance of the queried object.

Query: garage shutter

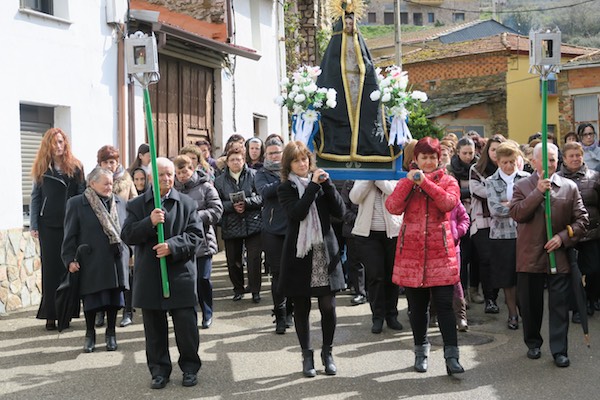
[21,122,49,223]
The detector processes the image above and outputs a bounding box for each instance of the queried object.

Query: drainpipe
[118,24,128,165]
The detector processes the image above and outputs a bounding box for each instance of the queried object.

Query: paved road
[1,252,598,399]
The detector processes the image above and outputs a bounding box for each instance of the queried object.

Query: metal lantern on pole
[125,31,170,298]
[529,28,561,275]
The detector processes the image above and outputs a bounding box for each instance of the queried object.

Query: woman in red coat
[386,137,464,375]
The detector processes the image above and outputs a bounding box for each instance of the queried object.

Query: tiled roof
[400,33,593,64]
[130,0,227,42]
[566,49,600,65]
[426,90,504,118]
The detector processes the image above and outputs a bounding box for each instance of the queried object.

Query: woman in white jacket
[350,180,403,333]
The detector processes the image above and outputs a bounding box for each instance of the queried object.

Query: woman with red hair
[30,128,85,330]
[386,136,464,375]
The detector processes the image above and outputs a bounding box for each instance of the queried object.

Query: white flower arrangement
[275,65,338,150]
[274,65,337,115]
[370,66,428,146]
[371,65,427,119]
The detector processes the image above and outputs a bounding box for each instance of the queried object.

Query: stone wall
[0,229,41,315]
[147,0,226,23]
[297,0,319,66]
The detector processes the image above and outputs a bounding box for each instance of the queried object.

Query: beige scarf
[84,187,122,244]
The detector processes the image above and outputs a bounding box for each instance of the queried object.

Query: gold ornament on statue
[327,0,366,21]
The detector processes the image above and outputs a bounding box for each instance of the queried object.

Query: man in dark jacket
[510,143,588,368]
[121,158,205,389]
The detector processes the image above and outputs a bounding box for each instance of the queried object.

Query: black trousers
[517,272,570,357]
[291,294,336,350]
[197,256,213,321]
[355,232,398,320]
[262,231,286,309]
[471,228,498,301]
[405,285,457,347]
[576,239,600,302]
[224,233,262,295]
[142,308,201,378]
[346,237,366,296]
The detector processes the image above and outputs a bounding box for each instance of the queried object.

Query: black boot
[321,346,337,375]
[84,331,96,353]
[302,349,316,377]
[95,311,105,327]
[444,346,465,375]
[273,307,287,334]
[414,343,430,373]
[285,301,294,328]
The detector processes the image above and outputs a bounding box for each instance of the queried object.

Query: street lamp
[124,31,169,297]
[529,28,561,275]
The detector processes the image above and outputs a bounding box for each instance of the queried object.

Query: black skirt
[490,238,517,289]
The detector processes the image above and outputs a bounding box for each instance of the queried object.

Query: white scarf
[288,172,325,259]
[499,169,517,201]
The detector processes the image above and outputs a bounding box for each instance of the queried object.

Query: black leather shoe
[572,312,582,324]
[594,299,600,311]
[554,354,570,368]
[202,318,212,329]
[371,319,384,334]
[484,300,499,314]
[414,356,428,373]
[527,347,541,359]
[587,301,595,316]
[445,358,465,375]
[106,335,118,351]
[151,376,169,389]
[182,372,198,387]
[350,294,367,306]
[386,317,403,331]
[84,333,96,353]
[252,293,261,303]
[95,312,105,327]
[45,320,57,331]
[232,293,244,301]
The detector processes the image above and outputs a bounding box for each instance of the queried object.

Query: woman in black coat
[277,141,346,378]
[62,167,130,353]
[255,137,292,334]
[30,128,85,330]
[214,145,263,303]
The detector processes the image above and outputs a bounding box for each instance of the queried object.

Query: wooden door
[148,55,214,158]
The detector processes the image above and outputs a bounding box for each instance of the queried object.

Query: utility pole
[394,0,402,67]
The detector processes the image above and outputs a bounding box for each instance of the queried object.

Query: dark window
[384,12,394,25]
[400,12,408,25]
[428,13,435,23]
[21,0,53,15]
[453,13,465,22]
[368,12,376,24]
[413,13,423,26]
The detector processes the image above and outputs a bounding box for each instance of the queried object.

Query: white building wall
[0,0,136,230]
[217,0,285,147]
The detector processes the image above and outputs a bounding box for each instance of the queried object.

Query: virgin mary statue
[315,0,400,165]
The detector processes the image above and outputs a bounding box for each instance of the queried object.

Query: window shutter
[21,123,48,222]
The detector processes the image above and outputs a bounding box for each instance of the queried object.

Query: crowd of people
[29,123,599,388]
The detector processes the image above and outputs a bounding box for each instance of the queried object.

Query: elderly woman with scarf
[62,167,130,353]
[278,141,346,378]
[94,145,137,328]
[255,137,293,334]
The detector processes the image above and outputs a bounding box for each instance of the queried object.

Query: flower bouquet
[370,65,428,146]
[275,65,337,150]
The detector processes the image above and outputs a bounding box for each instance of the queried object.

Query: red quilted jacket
[385,169,460,288]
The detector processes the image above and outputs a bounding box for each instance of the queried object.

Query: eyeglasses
[582,132,596,137]
[266,151,283,156]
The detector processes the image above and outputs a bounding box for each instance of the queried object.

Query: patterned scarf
[288,172,326,260]
[84,187,122,245]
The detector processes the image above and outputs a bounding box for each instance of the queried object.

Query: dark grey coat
[121,189,204,310]
[277,178,346,297]
[175,169,223,256]
[62,194,130,296]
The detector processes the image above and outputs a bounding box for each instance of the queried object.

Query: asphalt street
[1,251,599,400]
